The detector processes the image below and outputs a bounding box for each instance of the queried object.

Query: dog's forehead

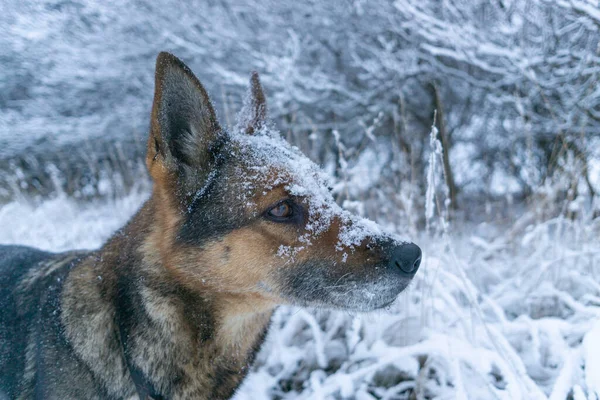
[227,129,332,200]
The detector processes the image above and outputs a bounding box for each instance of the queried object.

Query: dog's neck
[62,198,275,399]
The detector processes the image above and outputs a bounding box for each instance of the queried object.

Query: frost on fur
[229,125,410,259]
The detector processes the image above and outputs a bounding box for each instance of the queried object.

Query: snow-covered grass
[1,183,598,399]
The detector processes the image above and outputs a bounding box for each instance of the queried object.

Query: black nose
[390,243,421,276]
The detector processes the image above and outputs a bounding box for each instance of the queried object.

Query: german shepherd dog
[0,52,421,399]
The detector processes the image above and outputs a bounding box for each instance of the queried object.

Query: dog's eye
[266,201,293,221]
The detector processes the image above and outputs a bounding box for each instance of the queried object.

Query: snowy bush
[1,0,599,208]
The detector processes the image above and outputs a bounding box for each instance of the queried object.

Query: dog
[0,52,421,399]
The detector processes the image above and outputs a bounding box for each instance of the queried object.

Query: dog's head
[145,52,420,312]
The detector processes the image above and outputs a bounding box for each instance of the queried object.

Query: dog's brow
[253,183,292,209]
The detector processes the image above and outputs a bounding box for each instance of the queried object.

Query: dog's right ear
[147,52,222,197]
[237,72,267,135]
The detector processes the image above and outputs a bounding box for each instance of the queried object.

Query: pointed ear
[236,71,267,135]
[147,52,222,193]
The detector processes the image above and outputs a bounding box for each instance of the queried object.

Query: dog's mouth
[377,297,400,310]
[276,261,414,312]
[327,279,411,312]
[290,281,410,312]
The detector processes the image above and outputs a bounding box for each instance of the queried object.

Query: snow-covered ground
[1,187,598,400]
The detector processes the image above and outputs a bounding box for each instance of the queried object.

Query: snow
[0,189,148,252]
[425,122,440,224]
[583,320,600,399]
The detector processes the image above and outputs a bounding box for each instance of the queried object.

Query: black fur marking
[0,246,51,398]
[178,199,246,245]
[115,272,162,399]
[183,133,230,212]
[153,137,160,161]
[177,135,257,245]
[0,246,104,398]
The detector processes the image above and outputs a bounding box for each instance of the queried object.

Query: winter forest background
[1,0,600,399]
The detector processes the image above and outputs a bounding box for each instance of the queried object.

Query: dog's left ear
[237,72,267,135]
[147,52,223,197]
